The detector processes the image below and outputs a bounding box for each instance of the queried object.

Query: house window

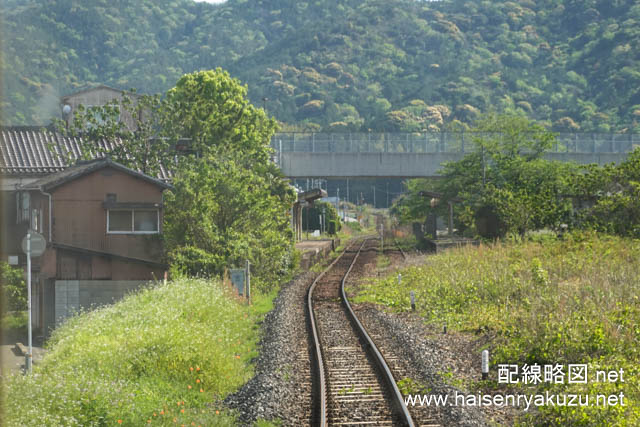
[107,209,159,234]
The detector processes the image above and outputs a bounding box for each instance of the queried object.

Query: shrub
[1,262,26,312]
[168,245,224,278]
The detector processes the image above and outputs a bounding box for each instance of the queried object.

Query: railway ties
[308,238,414,426]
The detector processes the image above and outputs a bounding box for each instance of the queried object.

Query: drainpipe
[40,189,53,242]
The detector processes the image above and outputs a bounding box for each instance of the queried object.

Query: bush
[168,245,224,278]
[1,262,26,312]
[302,201,341,232]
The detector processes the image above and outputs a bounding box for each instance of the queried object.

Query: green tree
[162,69,277,167]
[54,93,170,177]
[574,147,640,237]
[161,70,296,287]
[164,153,296,287]
[393,114,576,237]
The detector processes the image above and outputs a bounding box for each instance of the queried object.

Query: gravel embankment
[349,249,519,426]
[225,272,315,426]
[355,306,490,426]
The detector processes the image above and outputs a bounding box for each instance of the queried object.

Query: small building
[60,85,142,131]
[1,127,172,333]
[291,188,327,240]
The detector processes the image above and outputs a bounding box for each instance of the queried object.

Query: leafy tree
[164,152,296,287]
[162,69,277,167]
[54,93,170,178]
[393,114,577,237]
[574,147,640,237]
[162,70,296,287]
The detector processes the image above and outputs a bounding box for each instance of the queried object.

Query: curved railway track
[308,238,415,426]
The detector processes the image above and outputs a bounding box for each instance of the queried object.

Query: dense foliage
[5,277,275,426]
[165,152,296,286]
[301,200,341,234]
[161,70,296,287]
[3,0,640,132]
[393,114,578,237]
[394,113,640,238]
[0,262,27,312]
[573,147,640,237]
[55,69,297,287]
[354,233,640,425]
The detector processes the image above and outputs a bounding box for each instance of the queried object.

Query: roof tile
[0,127,170,181]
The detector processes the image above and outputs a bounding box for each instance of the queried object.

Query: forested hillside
[2,0,640,132]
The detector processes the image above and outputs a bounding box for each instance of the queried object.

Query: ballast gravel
[224,272,315,426]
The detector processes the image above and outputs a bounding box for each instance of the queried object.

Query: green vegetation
[4,277,275,426]
[301,201,341,235]
[353,232,640,425]
[1,262,27,312]
[54,93,170,178]
[4,0,640,132]
[163,70,296,288]
[574,147,640,238]
[394,114,640,238]
[57,69,298,290]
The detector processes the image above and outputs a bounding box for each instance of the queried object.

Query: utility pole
[26,233,32,373]
[346,178,350,205]
[386,182,389,208]
[322,206,326,234]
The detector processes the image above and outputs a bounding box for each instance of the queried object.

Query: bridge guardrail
[271,132,638,154]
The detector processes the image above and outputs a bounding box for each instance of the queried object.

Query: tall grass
[354,231,640,425]
[4,278,275,426]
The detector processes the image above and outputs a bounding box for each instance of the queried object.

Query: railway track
[308,238,415,426]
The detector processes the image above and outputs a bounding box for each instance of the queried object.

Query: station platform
[295,238,340,269]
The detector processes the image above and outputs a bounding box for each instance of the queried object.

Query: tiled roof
[0,126,170,181]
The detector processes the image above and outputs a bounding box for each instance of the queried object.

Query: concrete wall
[279,151,630,178]
[54,279,150,327]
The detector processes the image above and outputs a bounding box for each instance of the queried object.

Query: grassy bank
[353,232,640,425]
[4,278,276,426]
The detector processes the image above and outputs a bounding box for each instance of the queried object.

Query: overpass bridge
[272,132,636,178]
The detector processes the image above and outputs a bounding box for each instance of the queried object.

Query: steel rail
[307,239,360,426]
[392,237,407,260]
[308,238,415,426]
[341,240,415,427]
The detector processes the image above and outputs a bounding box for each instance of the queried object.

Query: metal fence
[271,132,639,154]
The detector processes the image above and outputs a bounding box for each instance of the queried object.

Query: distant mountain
[2,0,640,132]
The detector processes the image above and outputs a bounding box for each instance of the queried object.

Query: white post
[410,290,415,311]
[26,232,32,374]
[397,273,402,285]
[482,350,489,380]
[245,260,251,303]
